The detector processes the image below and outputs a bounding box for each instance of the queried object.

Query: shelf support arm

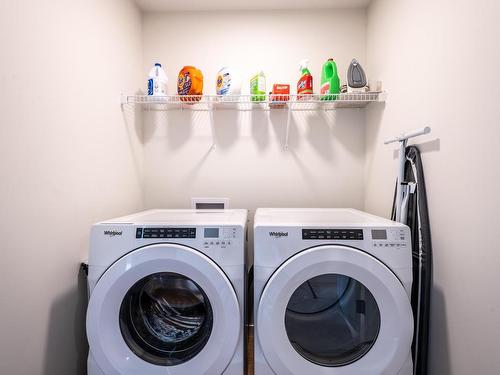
[209,103,216,150]
[284,105,292,150]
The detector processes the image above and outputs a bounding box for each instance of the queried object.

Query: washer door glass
[119,272,213,366]
[285,273,380,367]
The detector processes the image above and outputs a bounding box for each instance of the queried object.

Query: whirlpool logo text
[269,231,288,238]
[104,230,122,237]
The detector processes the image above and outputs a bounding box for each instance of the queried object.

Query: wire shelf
[121,92,386,111]
[121,92,386,149]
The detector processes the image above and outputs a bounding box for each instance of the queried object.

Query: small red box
[270,84,290,107]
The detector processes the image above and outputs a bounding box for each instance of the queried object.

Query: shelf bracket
[120,94,129,106]
[284,106,292,150]
[209,104,216,150]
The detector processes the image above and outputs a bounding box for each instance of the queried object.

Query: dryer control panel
[371,228,408,248]
[136,227,196,239]
[203,227,238,249]
[302,229,364,240]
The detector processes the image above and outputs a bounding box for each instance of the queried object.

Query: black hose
[392,146,432,375]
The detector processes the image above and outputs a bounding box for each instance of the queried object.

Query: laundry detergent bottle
[297,59,313,99]
[216,67,241,96]
[147,63,168,96]
[321,58,340,100]
[177,66,204,102]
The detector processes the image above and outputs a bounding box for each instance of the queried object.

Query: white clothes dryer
[253,208,414,375]
[86,209,247,375]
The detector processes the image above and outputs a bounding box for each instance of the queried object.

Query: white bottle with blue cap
[147,63,168,96]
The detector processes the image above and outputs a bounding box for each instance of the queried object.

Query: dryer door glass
[119,272,213,366]
[285,273,380,367]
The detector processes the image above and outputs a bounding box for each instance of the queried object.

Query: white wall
[365,1,500,374]
[0,0,143,374]
[141,10,369,217]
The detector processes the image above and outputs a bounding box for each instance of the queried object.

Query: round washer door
[87,244,241,375]
[257,245,413,375]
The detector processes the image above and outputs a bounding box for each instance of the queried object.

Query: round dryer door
[87,244,241,375]
[257,245,413,375]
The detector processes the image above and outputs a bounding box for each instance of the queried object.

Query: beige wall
[365,0,500,374]
[2,2,500,374]
[0,0,143,374]
[141,10,369,217]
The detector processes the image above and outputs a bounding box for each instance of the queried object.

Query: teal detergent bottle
[320,58,341,100]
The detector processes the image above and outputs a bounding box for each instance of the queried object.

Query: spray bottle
[297,59,313,99]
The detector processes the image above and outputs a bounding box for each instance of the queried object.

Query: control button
[136,228,143,238]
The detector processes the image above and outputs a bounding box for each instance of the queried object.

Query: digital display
[371,230,387,240]
[204,228,219,238]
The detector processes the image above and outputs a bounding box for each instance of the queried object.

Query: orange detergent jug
[177,66,204,102]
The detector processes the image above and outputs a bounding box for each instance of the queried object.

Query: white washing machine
[253,208,414,375]
[86,209,247,375]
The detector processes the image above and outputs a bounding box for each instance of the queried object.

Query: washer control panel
[371,228,408,248]
[203,227,238,249]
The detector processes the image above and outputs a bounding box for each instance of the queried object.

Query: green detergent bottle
[320,58,341,100]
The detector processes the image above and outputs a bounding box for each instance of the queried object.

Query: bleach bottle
[147,63,168,96]
[320,58,340,100]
